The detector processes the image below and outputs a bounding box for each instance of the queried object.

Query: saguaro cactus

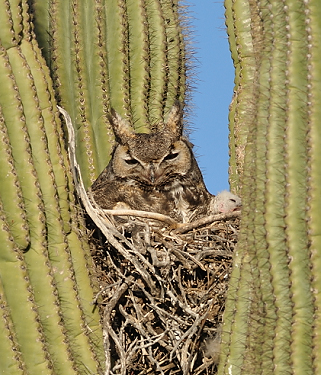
[1,0,189,373]
[220,0,321,374]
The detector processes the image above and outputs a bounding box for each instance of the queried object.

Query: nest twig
[59,107,240,375]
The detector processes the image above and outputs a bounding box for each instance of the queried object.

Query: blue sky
[185,1,234,195]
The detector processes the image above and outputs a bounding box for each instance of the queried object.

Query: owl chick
[210,190,242,214]
[202,325,222,364]
[91,103,213,223]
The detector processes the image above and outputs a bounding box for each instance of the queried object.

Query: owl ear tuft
[164,102,183,139]
[108,109,135,143]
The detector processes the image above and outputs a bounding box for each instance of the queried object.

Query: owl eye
[124,158,139,165]
[164,152,179,161]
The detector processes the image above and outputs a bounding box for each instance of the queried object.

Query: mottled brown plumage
[91,104,214,223]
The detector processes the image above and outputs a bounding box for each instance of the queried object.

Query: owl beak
[149,164,155,183]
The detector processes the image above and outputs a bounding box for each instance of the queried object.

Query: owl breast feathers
[91,104,241,223]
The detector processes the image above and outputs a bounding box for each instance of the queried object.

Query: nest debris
[90,215,239,375]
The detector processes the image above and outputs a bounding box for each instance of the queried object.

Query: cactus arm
[219,1,266,372]
[34,0,188,184]
[223,0,320,374]
[225,0,262,193]
[30,16,104,368]
[14,39,103,372]
[0,1,105,372]
[260,2,297,373]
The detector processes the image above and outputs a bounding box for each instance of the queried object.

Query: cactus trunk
[220,0,321,374]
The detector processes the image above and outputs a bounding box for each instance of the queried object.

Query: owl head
[108,103,194,188]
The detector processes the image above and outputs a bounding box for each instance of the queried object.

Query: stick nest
[57,107,240,374]
[90,215,239,375]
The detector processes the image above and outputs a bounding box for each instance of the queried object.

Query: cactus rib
[161,0,183,113]
[284,1,314,373]
[145,0,168,123]
[306,1,321,373]
[263,2,291,373]
[0,206,53,373]
[71,0,101,186]
[89,0,113,173]
[0,249,25,374]
[0,107,30,250]
[225,0,262,192]
[126,0,150,131]
[0,0,21,49]
[105,0,131,118]
[25,39,72,232]
[243,2,276,369]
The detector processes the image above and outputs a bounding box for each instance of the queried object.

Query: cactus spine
[220,0,321,374]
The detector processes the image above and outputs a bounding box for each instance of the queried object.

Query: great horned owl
[91,103,214,223]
